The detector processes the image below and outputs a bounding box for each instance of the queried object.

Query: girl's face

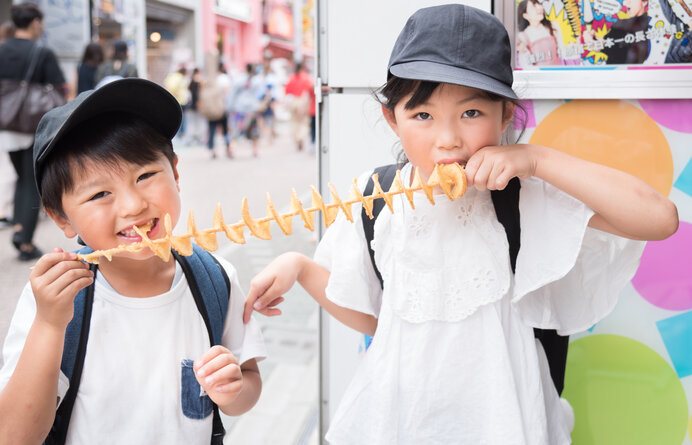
[383,83,513,182]
[523,1,545,26]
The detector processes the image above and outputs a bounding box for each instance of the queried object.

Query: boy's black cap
[387,4,518,100]
[33,78,182,196]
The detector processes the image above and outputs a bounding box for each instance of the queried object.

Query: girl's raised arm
[244,252,378,335]
[465,143,678,241]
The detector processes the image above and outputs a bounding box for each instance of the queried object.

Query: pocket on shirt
[180,359,213,420]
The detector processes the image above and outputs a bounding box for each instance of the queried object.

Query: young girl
[243,5,678,444]
[516,0,562,67]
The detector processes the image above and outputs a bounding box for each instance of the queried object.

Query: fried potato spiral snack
[77,163,466,264]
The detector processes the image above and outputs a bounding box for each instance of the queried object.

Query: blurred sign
[38,0,90,59]
[215,0,252,22]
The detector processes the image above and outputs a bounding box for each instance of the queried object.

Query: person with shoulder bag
[0,2,66,261]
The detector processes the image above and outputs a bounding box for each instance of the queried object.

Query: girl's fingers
[244,275,275,323]
[266,296,284,308]
[258,307,282,317]
[472,158,494,191]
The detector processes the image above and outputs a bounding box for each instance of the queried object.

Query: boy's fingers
[57,275,95,301]
[36,259,90,288]
[194,345,231,372]
[30,251,79,277]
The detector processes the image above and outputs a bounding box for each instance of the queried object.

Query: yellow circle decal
[529,100,674,195]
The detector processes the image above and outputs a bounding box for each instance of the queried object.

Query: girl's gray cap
[33,78,182,195]
[388,4,517,100]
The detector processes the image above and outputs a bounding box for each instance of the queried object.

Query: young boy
[0,78,266,444]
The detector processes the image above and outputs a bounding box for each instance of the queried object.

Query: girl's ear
[46,210,78,240]
[381,105,400,136]
[501,102,516,133]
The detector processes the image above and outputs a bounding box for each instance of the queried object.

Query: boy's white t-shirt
[315,164,645,445]
[0,255,266,445]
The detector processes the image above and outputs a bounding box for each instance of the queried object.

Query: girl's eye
[137,171,157,182]
[414,112,432,120]
[89,191,109,201]
[463,109,481,118]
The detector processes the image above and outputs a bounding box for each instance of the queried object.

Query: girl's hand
[465,144,538,191]
[29,248,94,330]
[194,345,243,406]
[243,252,304,323]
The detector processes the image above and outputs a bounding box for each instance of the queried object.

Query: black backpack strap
[45,263,98,445]
[362,164,399,290]
[491,178,568,395]
[174,246,230,445]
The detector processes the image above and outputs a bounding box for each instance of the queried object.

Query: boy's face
[50,153,181,261]
[383,83,513,182]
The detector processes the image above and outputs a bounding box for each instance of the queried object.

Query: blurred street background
[0,125,321,445]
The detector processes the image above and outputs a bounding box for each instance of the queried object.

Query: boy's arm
[0,250,93,443]
[244,252,378,336]
[465,144,679,241]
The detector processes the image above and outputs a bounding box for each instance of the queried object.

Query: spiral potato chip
[77,163,467,264]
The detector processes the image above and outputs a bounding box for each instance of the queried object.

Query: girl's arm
[243,252,378,336]
[465,144,679,241]
[0,250,94,443]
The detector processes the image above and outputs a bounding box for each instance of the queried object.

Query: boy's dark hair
[11,2,43,29]
[40,112,176,217]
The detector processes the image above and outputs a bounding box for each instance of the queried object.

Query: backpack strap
[173,245,230,445]
[45,247,97,445]
[362,164,400,289]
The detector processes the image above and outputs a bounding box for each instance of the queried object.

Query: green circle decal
[563,335,688,445]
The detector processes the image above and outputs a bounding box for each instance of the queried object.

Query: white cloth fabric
[315,164,644,445]
[0,256,266,445]
[0,130,33,152]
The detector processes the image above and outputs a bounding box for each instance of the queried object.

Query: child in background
[244,4,678,444]
[0,79,266,444]
[516,0,563,67]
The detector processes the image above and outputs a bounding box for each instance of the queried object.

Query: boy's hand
[243,252,305,323]
[465,144,539,191]
[30,248,94,330]
[194,346,243,406]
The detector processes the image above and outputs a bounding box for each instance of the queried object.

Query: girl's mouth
[117,218,159,241]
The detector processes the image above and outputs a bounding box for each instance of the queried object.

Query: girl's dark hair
[41,112,176,217]
[517,0,553,34]
[374,75,527,162]
[81,42,104,67]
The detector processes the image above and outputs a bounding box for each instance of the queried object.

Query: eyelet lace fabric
[374,182,511,323]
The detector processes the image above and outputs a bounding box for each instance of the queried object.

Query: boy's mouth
[117,218,158,240]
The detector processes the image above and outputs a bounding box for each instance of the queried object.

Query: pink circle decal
[632,221,692,310]
[639,99,692,133]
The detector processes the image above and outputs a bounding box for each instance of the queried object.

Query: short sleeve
[512,178,645,335]
[0,283,69,404]
[215,256,267,365]
[313,171,383,318]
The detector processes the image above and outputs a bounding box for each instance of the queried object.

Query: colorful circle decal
[639,99,692,134]
[632,221,692,311]
[529,100,674,196]
[564,335,688,445]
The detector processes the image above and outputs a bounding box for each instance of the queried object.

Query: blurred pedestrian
[76,42,104,94]
[257,56,278,143]
[0,20,15,43]
[228,64,263,157]
[94,40,137,87]
[163,66,189,143]
[0,21,16,228]
[185,67,205,145]
[199,64,232,158]
[0,2,67,260]
[284,62,312,151]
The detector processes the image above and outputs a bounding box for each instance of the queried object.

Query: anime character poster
[515,0,692,67]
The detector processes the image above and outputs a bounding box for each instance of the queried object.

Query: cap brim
[390,61,518,100]
[36,78,182,165]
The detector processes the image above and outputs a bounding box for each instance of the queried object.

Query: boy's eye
[89,191,109,201]
[462,109,481,118]
[137,171,157,181]
[414,112,432,120]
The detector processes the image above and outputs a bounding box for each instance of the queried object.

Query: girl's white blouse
[314,164,644,445]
